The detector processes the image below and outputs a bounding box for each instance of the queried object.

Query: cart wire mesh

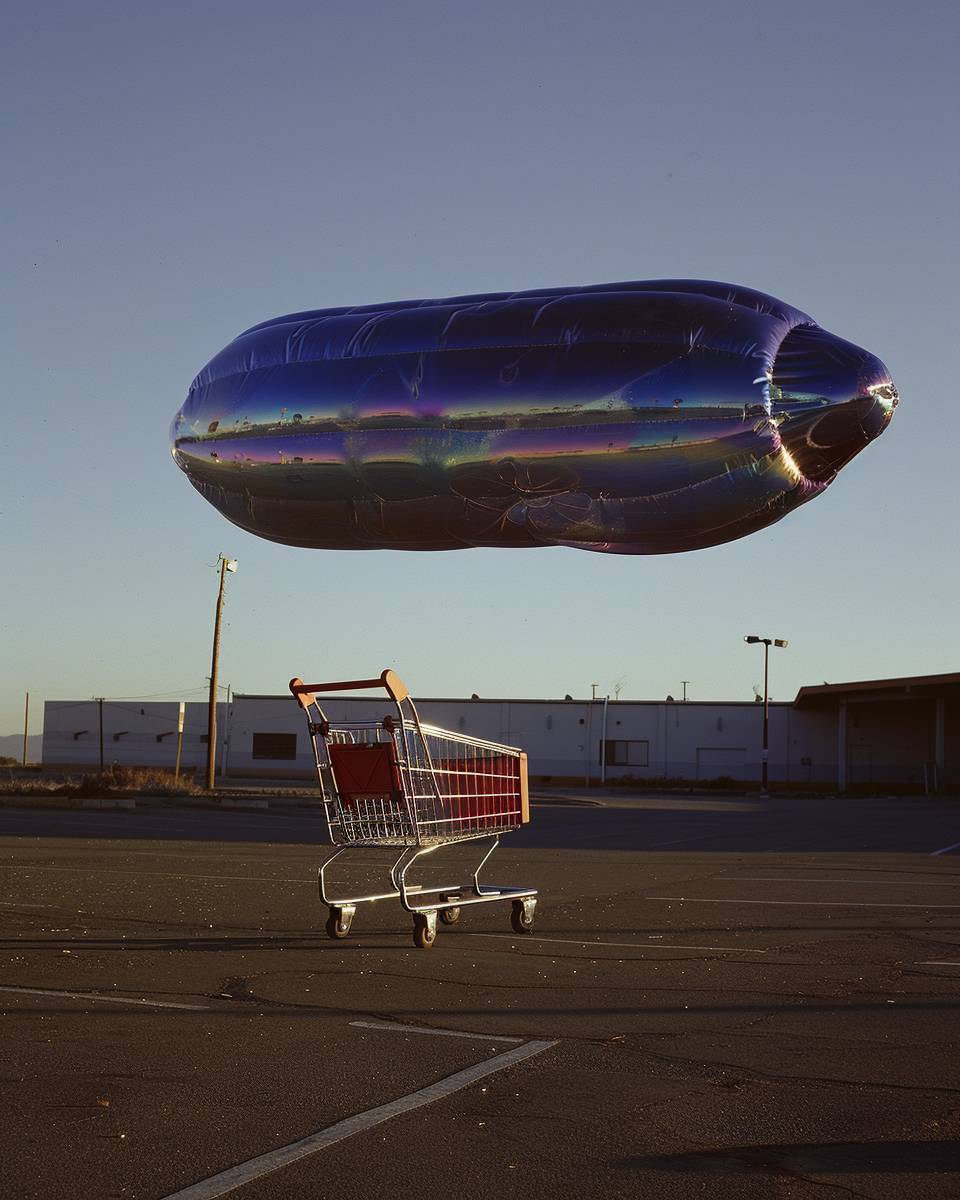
[306,716,526,847]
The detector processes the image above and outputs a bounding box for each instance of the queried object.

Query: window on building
[252,732,297,760]
[603,739,648,766]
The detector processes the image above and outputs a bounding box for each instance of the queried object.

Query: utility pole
[682,680,690,702]
[97,697,104,771]
[762,645,769,790]
[600,694,609,785]
[22,692,29,766]
[206,555,237,790]
[222,684,233,779]
[174,701,185,784]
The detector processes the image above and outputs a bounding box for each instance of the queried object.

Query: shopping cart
[289,669,538,949]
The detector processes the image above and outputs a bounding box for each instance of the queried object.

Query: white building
[41,700,224,775]
[41,673,960,791]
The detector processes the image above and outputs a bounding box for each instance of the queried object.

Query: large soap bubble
[171,280,897,553]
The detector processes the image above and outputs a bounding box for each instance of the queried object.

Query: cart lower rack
[290,669,538,948]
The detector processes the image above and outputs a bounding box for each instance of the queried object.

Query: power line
[100,685,226,700]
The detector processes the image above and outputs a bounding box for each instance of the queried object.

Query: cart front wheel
[511,898,535,934]
[326,907,353,940]
[439,906,461,925]
[413,912,437,949]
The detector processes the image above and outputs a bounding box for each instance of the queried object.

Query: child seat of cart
[327,741,403,806]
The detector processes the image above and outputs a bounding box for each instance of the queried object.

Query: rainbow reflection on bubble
[171,280,897,553]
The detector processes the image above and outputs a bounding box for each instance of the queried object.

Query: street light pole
[744,635,788,792]
[762,641,769,788]
[205,555,237,790]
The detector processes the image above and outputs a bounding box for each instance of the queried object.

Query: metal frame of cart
[289,669,538,948]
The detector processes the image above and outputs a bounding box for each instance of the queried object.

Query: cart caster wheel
[511,898,536,935]
[439,906,461,925]
[325,906,354,940]
[413,912,437,949]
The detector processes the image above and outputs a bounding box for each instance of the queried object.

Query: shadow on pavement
[617,1139,960,1174]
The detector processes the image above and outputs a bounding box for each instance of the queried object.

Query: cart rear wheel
[325,908,352,939]
[413,912,437,949]
[511,898,535,934]
[439,906,461,925]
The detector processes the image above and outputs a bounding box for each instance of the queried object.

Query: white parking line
[0,985,208,1010]
[648,896,960,909]
[720,877,960,887]
[0,865,309,884]
[917,961,960,966]
[466,933,766,953]
[643,830,726,848]
[350,1020,523,1044]
[931,841,960,857]
[159,1038,557,1200]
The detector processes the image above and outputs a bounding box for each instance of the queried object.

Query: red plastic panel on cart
[328,743,402,804]
[434,755,521,830]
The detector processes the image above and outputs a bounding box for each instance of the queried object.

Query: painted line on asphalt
[1,847,318,867]
[350,1020,523,1044]
[648,895,960,910]
[0,865,310,884]
[916,961,960,966]
[720,877,960,887]
[0,808,317,825]
[643,830,727,848]
[159,1038,557,1200]
[465,933,766,953]
[0,985,208,1010]
[931,841,960,857]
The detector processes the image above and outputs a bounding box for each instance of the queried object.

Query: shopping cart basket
[289,669,538,949]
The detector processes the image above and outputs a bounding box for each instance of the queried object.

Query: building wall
[224,694,840,785]
[39,689,955,789]
[42,700,225,772]
[843,699,939,787]
[946,700,960,788]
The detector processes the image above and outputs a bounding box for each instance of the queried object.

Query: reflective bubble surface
[171,280,897,553]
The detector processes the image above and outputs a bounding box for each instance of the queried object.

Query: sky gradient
[2,0,957,734]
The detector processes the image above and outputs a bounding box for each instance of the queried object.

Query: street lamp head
[774,638,788,648]
[225,558,238,573]
[744,635,761,644]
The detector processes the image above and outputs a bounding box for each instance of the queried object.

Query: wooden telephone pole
[205,555,237,790]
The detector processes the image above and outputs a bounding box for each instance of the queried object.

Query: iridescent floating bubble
[171,280,897,553]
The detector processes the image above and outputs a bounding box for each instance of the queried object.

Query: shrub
[0,773,70,796]
[72,767,201,798]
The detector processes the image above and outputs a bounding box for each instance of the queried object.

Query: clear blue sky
[2,0,957,733]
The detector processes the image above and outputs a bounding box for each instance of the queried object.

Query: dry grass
[74,767,202,797]
[0,775,70,796]
[0,766,201,798]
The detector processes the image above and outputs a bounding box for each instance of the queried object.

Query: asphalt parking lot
[2,794,960,1199]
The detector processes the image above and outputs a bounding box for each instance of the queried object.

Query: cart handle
[289,669,410,709]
